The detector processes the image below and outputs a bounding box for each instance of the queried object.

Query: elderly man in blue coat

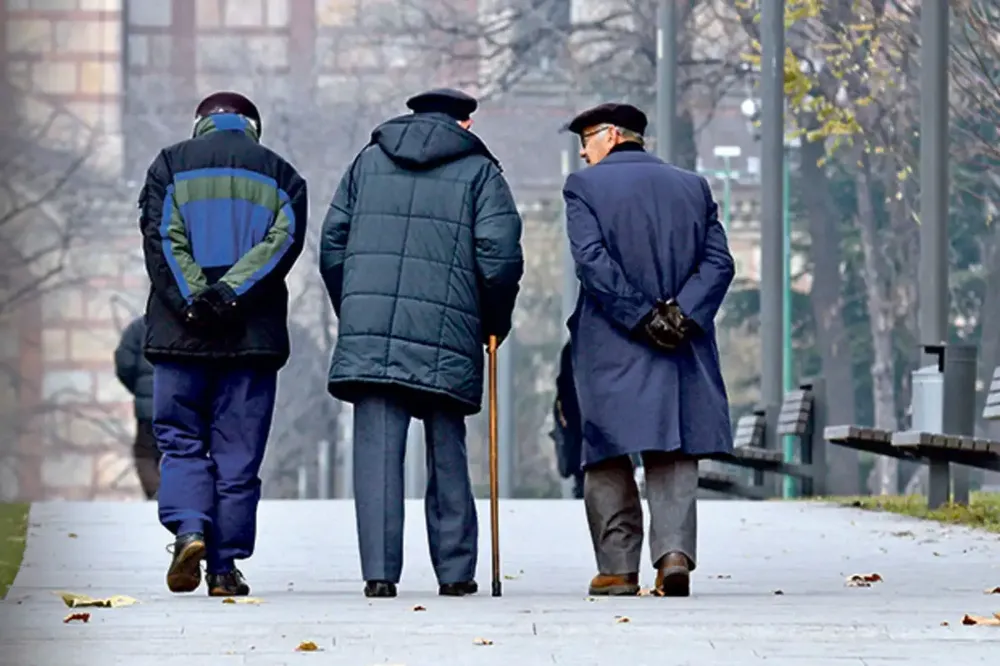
[563,103,735,598]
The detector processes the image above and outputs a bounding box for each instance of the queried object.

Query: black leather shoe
[364,580,397,598]
[439,581,478,597]
[166,532,205,593]
[207,569,250,597]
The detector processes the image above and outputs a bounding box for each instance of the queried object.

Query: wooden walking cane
[487,335,502,597]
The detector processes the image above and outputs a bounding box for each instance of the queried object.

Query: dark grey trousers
[352,392,478,585]
[584,452,698,575]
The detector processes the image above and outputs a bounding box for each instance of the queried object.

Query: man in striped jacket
[138,91,307,597]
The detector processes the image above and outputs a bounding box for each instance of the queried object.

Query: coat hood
[372,112,501,171]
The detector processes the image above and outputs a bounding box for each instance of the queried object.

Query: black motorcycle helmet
[194,91,262,136]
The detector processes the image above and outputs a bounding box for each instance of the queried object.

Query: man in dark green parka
[320,88,524,599]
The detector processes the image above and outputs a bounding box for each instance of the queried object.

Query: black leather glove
[182,296,221,333]
[197,282,241,324]
[636,299,690,352]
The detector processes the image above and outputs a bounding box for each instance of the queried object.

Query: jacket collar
[597,149,663,165]
[193,113,260,142]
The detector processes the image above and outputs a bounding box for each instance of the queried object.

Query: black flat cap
[406,88,478,121]
[563,102,648,136]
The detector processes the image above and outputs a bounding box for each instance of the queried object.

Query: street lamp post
[713,145,742,233]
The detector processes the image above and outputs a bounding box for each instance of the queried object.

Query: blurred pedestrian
[113,315,160,500]
[138,91,308,597]
[551,341,585,498]
[320,88,524,598]
[563,103,735,597]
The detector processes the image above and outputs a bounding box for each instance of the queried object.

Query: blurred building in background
[1,0,785,501]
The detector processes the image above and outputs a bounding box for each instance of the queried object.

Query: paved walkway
[1,500,999,665]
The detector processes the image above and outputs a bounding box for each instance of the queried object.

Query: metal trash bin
[911,364,943,432]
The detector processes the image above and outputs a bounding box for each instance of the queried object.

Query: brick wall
[4,0,125,172]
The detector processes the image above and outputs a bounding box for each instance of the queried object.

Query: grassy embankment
[835,492,1000,533]
[0,503,29,599]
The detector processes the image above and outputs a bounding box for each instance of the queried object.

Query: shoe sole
[588,584,640,596]
[166,540,205,593]
[208,586,250,597]
[657,568,690,597]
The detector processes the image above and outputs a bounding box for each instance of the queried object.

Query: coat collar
[193,113,260,142]
[595,150,663,166]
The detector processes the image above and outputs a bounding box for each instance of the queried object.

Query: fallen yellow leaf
[222,597,263,605]
[961,614,1000,626]
[57,592,139,608]
[473,637,493,646]
[295,641,321,651]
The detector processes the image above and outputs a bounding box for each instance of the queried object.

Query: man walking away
[114,315,160,499]
[139,91,308,597]
[563,103,735,597]
[320,88,524,599]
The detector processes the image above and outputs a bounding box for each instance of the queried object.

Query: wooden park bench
[702,379,827,498]
[825,353,1000,507]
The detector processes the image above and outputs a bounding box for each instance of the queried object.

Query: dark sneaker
[439,581,478,597]
[166,532,206,593]
[207,569,250,597]
[363,580,397,598]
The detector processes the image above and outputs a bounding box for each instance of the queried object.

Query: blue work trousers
[154,361,277,574]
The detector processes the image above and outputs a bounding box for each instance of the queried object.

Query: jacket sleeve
[139,151,207,313]
[563,173,653,331]
[674,177,736,332]
[318,161,358,318]
[473,167,525,342]
[217,168,308,299]
[113,319,141,395]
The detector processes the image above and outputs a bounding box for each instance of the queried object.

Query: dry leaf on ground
[295,641,321,652]
[961,614,1000,626]
[58,592,139,608]
[985,587,1000,595]
[473,637,493,646]
[614,615,631,624]
[222,597,263,605]
[412,605,426,612]
[67,533,78,539]
[63,612,90,624]
[846,573,883,587]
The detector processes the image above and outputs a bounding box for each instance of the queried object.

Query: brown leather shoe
[655,552,691,597]
[588,573,640,596]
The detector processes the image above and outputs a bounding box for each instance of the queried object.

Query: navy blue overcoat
[564,148,736,467]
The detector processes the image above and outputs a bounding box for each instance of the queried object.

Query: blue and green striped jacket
[139,113,308,367]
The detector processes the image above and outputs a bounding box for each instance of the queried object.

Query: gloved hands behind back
[635,299,697,353]
[183,282,242,334]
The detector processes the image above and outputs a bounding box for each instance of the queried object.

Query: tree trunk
[797,137,860,494]
[853,160,899,494]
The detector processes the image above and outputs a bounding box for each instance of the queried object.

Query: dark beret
[563,103,648,136]
[406,88,478,121]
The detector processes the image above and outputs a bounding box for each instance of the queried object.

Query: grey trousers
[352,392,478,585]
[584,451,698,575]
